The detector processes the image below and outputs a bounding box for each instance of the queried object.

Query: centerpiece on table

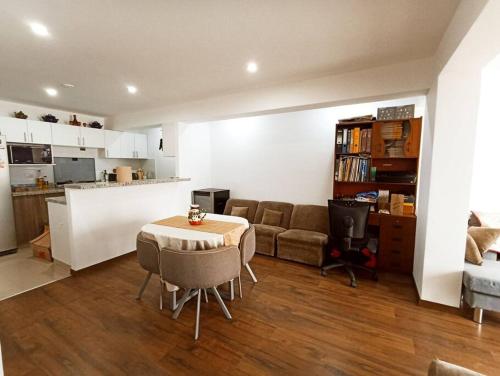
[188,204,206,225]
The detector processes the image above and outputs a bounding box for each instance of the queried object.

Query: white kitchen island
[47,178,191,271]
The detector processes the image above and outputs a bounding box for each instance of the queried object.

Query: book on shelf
[342,128,348,153]
[335,156,370,182]
[352,127,360,153]
[335,129,343,153]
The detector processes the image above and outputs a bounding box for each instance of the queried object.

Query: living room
[1,1,500,375]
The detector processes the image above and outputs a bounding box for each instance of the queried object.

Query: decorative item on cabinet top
[377,105,415,121]
[69,114,81,126]
[88,121,103,129]
[40,114,59,123]
[14,111,28,119]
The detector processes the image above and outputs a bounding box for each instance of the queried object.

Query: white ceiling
[0,0,459,116]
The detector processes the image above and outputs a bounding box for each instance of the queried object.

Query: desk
[368,213,416,274]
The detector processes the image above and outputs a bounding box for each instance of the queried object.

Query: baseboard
[70,250,137,275]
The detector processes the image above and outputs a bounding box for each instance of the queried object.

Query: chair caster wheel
[321,270,327,277]
[350,281,357,288]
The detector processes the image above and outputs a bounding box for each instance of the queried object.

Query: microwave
[7,144,53,164]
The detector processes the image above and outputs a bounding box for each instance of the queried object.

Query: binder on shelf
[342,128,348,153]
[335,129,343,153]
[352,127,360,153]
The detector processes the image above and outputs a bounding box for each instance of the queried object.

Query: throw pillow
[231,206,249,219]
[467,226,500,254]
[471,211,500,252]
[261,209,283,227]
[465,233,483,265]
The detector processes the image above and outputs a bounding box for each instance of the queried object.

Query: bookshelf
[333,117,422,202]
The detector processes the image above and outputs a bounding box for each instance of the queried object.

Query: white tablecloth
[140,213,249,251]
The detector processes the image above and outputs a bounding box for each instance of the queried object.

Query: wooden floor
[1,254,499,376]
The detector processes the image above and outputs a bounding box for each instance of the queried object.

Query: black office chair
[321,199,377,287]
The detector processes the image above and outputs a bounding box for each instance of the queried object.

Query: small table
[141,213,249,303]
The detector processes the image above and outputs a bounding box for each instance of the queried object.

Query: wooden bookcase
[332,117,422,274]
[333,117,422,201]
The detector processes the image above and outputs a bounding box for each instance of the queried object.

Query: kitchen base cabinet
[12,192,65,246]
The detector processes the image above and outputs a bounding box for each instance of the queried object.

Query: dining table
[140,213,249,304]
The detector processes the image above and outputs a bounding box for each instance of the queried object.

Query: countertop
[11,188,65,197]
[45,196,67,205]
[64,178,191,190]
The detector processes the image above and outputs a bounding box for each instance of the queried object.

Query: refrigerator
[0,135,17,255]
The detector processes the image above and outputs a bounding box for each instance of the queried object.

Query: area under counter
[48,178,191,271]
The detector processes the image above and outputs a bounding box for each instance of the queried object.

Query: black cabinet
[191,189,230,214]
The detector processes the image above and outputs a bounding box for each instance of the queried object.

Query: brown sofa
[253,201,294,256]
[277,204,329,267]
[223,198,259,223]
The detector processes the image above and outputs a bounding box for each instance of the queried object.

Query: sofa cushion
[224,199,259,223]
[289,205,329,235]
[464,259,500,297]
[278,229,328,246]
[468,227,500,254]
[231,206,249,219]
[261,209,283,227]
[254,201,294,229]
[254,224,287,256]
[465,233,483,265]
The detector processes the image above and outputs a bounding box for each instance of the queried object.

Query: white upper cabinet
[0,117,52,144]
[80,127,105,148]
[104,130,122,158]
[134,134,148,159]
[27,120,52,144]
[0,118,28,143]
[120,132,135,159]
[162,123,178,157]
[51,124,80,147]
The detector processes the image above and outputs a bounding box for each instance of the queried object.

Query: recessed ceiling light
[246,61,258,73]
[127,85,138,94]
[29,22,50,37]
[61,83,75,88]
[45,88,58,97]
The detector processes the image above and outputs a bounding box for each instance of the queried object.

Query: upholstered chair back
[289,205,329,235]
[239,225,256,265]
[136,232,160,274]
[254,201,294,229]
[160,246,241,289]
[223,198,260,223]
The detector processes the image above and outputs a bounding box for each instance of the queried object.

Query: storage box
[390,194,404,216]
[30,227,52,261]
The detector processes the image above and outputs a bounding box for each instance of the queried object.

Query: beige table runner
[154,215,245,246]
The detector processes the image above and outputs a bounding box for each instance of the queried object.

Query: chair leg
[173,289,192,319]
[159,280,164,310]
[473,308,483,324]
[194,289,202,340]
[203,288,209,303]
[238,274,243,299]
[170,290,177,311]
[245,263,258,283]
[212,287,232,320]
[136,271,152,300]
[346,266,357,288]
[320,263,343,276]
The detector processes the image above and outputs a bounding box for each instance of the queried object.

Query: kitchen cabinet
[51,124,80,147]
[162,123,178,157]
[80,127,105,148]
[52,124,105,148]
[104,131,148,159]
[104,130,122,158]
[134,133,148,158]
[0,117,52,144]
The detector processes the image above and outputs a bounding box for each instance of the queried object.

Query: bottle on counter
[103,170,109,182]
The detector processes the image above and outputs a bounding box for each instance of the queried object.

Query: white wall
[469,56,500,212]
[209,96,425,204]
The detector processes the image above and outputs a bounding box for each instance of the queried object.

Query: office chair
[321,199,377,287]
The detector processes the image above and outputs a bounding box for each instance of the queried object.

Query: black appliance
[53,157,96,184]
[7,144,52,164]
[192,189,230,214]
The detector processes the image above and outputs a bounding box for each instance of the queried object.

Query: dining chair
[160,245,241,340]
[238,225,257,298]
[136,232,177,310]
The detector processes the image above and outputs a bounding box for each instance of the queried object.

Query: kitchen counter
[12,188,65,197]
[45,196,67,205]
[64,178,190,190]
